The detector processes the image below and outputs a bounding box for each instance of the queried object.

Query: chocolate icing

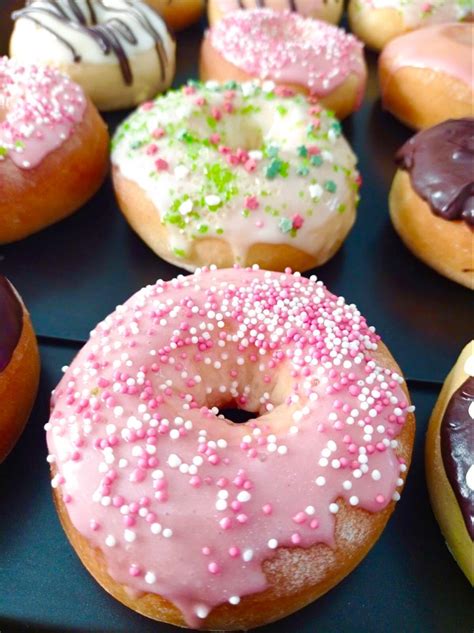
[440,376,474,540]
[396,118,474,227]
[0,276,23,373]
[12,0,169,85]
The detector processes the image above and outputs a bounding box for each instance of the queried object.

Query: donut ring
[10,0,176,111]
[389,118,474,289]
[207,0,344,28]
[378,23,474,130]
[0,57,109,244]
[200,9,367,119]
[348,0,472,51]
[426,342,474,584]
[46,267,415,629]
[111,81,360,272]
[0,276,40,462]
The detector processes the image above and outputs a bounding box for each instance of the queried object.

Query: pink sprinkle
[292,214,304,229]
[293,512,306,524]
[209,133,221,144]
[202,546,211,556]
[141,101,154,111]
[129,564,141,577]
[229,546,240,558]
[262,503,273,515]
[208,562,221,574]
[291,533,301,544]
[155,158,169,171]
[236,513,248,524]
[211,107,222,120]
[146,144,158,156]
[153,127,165,139]
[376,494,385,504]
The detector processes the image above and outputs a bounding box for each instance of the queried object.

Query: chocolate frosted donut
[441,376,474,540]
[396,118,474,227]
[389,119,474,288]
[0,275,40,462]
[0,276,23,373]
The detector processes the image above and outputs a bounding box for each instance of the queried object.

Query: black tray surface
[0,343,472,633]
[0,2,472,383]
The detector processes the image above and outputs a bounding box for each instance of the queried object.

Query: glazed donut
[200,9,367,119]
[348,0,472,51]
[10,0,176,111]
[46,266,415,630]
[207,0,344,28]
[0,276,40,462]
[426,341,474,584]
[0,57,109,244]
[389,118,474,289]
[111,81,360,272]
[379,23,474,130]
[144,0,205,31]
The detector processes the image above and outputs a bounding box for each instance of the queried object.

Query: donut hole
[217,407,258,424]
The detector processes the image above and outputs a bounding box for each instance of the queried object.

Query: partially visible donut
[348,0,472,51]
[46,266,415,629]
[200,9,367,119]
[389,118,474,289]
[0,57,109,244]
[426,342,474,584]
[208,0,344,27]
[10,0,176,111]
[0,276,40,462]
[378,23,474,130]
[145,0,205,31]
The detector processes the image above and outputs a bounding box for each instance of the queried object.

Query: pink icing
[46,267,412,628]
[214,0,335,17]
[380,23,474,94]
[0,57,86,170]
[207,9,367,103]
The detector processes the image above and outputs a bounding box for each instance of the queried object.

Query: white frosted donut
[348,0,472,51]
[46,266,415,629]
[111,80,360,273]
[208,0,344,27]
[10,0,176,111]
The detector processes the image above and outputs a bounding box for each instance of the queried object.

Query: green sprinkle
[277,105,288,116]
[331,121,342,136]
[242,209,250,218]
[337,204,346,214]
[278,217,293,233]
[177,129,195,143]
[266,158,289,179]
[198,224,209,233]
[206,116,217,130]
[224,80,238,90]
[297,165,310,177]
[311,154,323,167]
[205,162,237,197]
[324,180,337,193]
[173,248,186,257]
[267,145,280,158]
[297,145,308,158]
[216,228,224,235]
[0,147,7,157]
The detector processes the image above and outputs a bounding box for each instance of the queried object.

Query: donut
[348,0,472,51]
[144,0,205,31]
[389,118,474,289]
[426,341,474,584]
[0,57,109,244]
[0,275,40,462]
[378,23,474,130]
[200,9,367,120]
[46,266,415,629]
[207,0,344,28]
[10,0,176,112]
[111,81,360,272]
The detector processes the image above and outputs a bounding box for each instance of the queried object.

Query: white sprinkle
[237,491,251,503]
[124,529,136,543]
[205,194,221,207]
[167,454,181,468]
[162,528,173,538]
[371,469,381,481]
[229,596,240,605]
[342,480,352,490]
[216,499,228,511]
[174,164,189,179]
[145,572,156,584]
[105,535,116,547]
[315,476,326,486]
[329,503,339,514]
[151,523,162,535]
[305,505,315,515]
[349,495,359,506]
[242,548,254,562]
[195,605,210,619]
[309,183,323,200]
[179,199,193,215]
[267,538,278,549]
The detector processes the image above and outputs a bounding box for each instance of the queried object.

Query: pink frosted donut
[208,0,344,27]
[0,56,109,244]
[46,266,415,630]
[200,9,368,119]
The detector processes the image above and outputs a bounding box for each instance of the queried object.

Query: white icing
[353,0,471,28]
[12,0,174,67]
[466,464,474,491]
[111,82,359,267]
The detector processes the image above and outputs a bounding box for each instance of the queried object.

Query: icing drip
[12,0,171,85]
[207,9,366,98]
[396,118,474,227]
[440,376,474,539]
[46,267,412,628]
[111,80,360,267]
[0,56,86,169]
[0,276,23,373]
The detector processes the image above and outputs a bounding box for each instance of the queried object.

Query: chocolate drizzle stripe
[440,376,474,540]
[13,1,170,86]
[0,276,23,374]
[396,118,474,227]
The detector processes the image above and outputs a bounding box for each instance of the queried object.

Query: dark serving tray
[0,1,472,632]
